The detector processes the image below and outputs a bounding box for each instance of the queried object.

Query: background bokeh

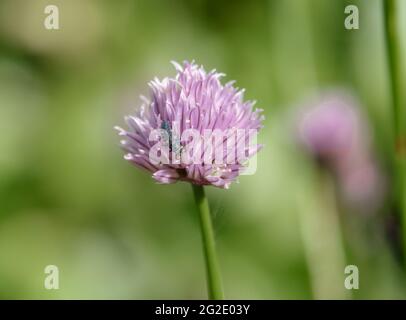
[0,0,405,299]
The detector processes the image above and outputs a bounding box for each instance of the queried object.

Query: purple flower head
[115,61,264,189]
[297,94,364,165]
[295,92,385,213]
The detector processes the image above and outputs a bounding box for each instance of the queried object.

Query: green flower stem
[383,0,402,140]
[192,184,224,300]
[298,169,349,299]
[383,0,406,258]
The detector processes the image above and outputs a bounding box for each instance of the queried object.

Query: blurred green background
[0,0,405,299]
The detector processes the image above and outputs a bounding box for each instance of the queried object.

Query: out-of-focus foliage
[0,0,405,299]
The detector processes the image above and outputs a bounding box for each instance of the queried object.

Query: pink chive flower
[115,61,264,189]
[295,92,385,213]
[297,94,362,165]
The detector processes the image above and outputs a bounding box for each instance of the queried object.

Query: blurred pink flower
[297,94,363,165]
[295,92,385,213]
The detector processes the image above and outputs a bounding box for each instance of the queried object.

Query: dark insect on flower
[160,120,182,154]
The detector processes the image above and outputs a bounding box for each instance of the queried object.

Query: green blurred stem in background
[383,0,406,260]
[298,169,349,299]
[383,0,403,141]
[192,185,224,300]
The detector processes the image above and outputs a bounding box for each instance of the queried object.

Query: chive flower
[296,92,384,213]
[115,61,264,300]
[115,61,264,189]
